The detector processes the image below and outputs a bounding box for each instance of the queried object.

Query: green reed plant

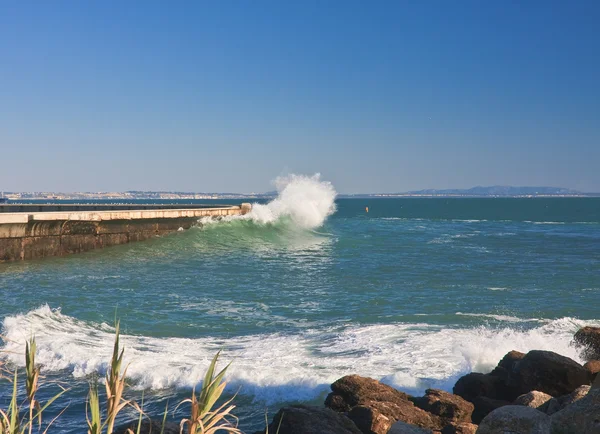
[0,338,68,434]
[86,321,142,434]
[178,351,241,434]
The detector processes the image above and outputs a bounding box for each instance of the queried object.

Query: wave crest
[202,174,336,230]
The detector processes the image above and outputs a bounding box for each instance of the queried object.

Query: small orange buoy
[365,207,369,213]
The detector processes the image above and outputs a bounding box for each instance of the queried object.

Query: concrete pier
[0,204,251,262]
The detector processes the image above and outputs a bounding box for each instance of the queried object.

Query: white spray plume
[247,174,337,229]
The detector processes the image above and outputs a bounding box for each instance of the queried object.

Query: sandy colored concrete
[0,204,251,261]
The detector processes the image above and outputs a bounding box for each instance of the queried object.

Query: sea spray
[200,174,337,229]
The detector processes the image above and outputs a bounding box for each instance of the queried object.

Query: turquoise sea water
[1,195,599,432]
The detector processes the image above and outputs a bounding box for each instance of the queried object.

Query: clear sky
[1,1,599,194]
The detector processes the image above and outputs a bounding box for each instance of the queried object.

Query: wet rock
[498,350,526,370]
[573,326,600,361]
[326,375,411,411]
[326,392,353,412]
[476,405,551,434]
[388,421,433,434]
[550,387,600,434]
[115,419,180,434]
[410,389,474,424]
[513,391,553,409]
[515,350,591,396]
[470,397,510,424]
[439,422,477,434]
[452,373,504,403]
[262,405,362,434]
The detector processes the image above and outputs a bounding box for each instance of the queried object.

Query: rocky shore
[122,326,600,434]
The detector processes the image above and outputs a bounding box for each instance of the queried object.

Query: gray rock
[388,421,433,434]
[476,405,551,434]
[441,422,478,434]
[513,391,553,409]
[262,405,362,434]
[540,397,560,415]
[550,387,600,434]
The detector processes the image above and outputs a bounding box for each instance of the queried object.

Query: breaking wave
[201,174,337,230]
[2,306,594,402]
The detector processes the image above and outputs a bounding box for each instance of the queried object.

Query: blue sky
[1,1,598,193]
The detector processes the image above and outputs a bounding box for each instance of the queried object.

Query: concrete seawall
[0,204,251,262]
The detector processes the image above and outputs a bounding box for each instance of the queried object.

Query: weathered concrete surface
[0,203,239,213]
[0,205,250,261]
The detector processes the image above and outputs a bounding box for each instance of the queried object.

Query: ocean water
[1,176,599,432]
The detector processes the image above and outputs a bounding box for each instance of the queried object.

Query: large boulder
[550,387,600,433]
[387,421,433,434]
[476,405,551,434]
[440,422,477,434]
[326,375,411,412]
[513,391,553,409]
[410,389,474,424]
[573,326,600,361]
[515,350,591,397]
[348,399,443,433]
[261,405,362,434]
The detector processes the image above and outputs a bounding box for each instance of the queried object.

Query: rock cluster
[128,325,600,434]
[453,349,591,423]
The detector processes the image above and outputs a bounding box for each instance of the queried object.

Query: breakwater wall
[0,204,251,261]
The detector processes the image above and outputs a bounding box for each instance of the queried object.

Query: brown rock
[470,397,510,424]
[515,350,591,397]
[477,405,550,434]
[440,422,477,434]
[573,326,600,361]
[353,399,444,432]
[347,405,393,434]
[262,405,362,434]
[550,387,600,433]
[513,390,553,409]
[584,359,600,382]
[327,375,411,411]
[410,389,474,424]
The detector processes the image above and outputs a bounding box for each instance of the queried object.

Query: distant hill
[405,186,582,196]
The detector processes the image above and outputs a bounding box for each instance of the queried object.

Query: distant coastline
[2,186,599,201]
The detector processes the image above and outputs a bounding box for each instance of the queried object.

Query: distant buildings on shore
[2,186,598,201]
[1,191,271,201]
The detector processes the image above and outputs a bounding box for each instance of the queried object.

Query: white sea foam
[3,306,597,402]
[455,312,549,323]
[200,174,336,230]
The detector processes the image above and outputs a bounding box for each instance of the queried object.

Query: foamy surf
[2,306,595,403]
[200,174,337,230]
